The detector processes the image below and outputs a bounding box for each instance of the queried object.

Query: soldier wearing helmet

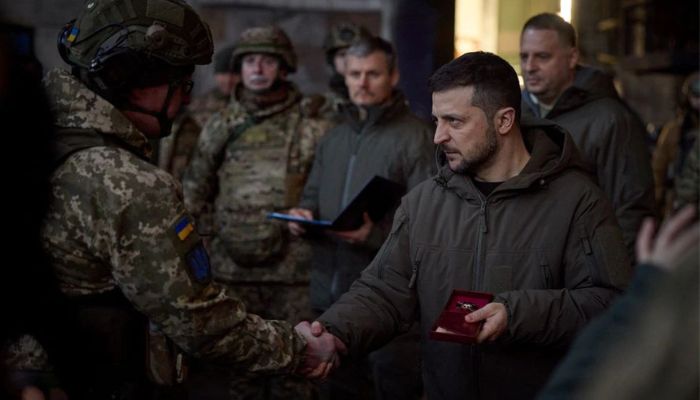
[159,44,239,181]
[26,4,338,399]
[183,25,331,399]
[320,22,371,123]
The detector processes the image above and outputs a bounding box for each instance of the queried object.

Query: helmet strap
[121,81,178,138]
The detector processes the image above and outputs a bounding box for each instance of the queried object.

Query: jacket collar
[340,90,409,132]
[44,68,152,159]
[231,80,301,120]
[435,116,592,199]
[522,65,619,119]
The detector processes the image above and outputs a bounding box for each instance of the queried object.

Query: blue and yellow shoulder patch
[66,27,79,43]
[175,216,195,241]
[186,244,212,284]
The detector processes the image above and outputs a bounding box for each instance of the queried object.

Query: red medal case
[429,289,494,343]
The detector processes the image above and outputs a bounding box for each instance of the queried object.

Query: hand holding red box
[429,290,494,344]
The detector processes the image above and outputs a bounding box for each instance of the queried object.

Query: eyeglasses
[180,79,194,96]
[172,77,194,96]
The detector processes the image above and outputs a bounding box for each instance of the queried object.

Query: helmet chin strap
[121,81,179,138]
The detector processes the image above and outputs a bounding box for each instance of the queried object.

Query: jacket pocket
[219,223,284,267]
[375,210,407,280]
[484,250,552,292]
[408,246,424,289]
[539,251,553,289]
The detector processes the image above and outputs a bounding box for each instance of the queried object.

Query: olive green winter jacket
[522,66,656,260]
[318,118,632,400]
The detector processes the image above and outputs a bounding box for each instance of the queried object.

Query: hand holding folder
[268,176,406,231]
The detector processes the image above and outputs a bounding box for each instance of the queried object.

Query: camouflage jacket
[183,82,329,284]
[40,69,306,373]
[317,89,351,127]
[159,88,230,180]
[188,87,230,128]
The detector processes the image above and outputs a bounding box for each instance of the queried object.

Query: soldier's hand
[294,321,346,380]
[330,212,373,244]
[465,302,508,343]
[288,208,313,236]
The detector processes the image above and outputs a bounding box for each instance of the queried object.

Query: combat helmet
[58,0,213,92]
[231,26,296,73]
[323,22,370,64]
[214,44,236,73]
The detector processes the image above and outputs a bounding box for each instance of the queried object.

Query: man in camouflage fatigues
[183,26,329,399]
[319,22,371,124]
[31,2,337,399]
[159,44,239,180]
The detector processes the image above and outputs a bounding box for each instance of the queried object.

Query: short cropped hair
[428,51,521,123]
[522,13,577,48]
[345,36,396,72]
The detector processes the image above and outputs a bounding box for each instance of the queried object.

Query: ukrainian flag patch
[175,216,194,241]
[186,244,212,283]
[67,27,79,43]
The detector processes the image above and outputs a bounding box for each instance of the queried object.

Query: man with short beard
[308,51,632,400]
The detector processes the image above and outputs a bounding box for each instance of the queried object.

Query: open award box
[429,289,494,344]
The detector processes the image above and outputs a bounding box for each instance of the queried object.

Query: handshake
[294,321,347,379]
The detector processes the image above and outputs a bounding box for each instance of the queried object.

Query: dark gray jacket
[298,91,435,312]
[522,66,656,259]
[319,119,632,400]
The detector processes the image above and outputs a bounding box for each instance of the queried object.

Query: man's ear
[494,107,516,135]
[390,66,400,87]
[568,47,580,69]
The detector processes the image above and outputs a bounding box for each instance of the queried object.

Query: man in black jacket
[309,52,632,400]
[289,36,434,399]
[519,13,656,259]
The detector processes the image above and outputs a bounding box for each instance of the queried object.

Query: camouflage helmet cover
[231,26,297,73]
[323,22,371,55]
[60,0,213,70]
[213,44,236,73]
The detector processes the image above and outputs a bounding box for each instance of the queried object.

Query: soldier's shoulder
[63,146,180,197]
[299,93,329,119]
[199,105,241,136]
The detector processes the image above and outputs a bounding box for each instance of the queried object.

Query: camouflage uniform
[184,78,328,309]
[317,89,352,127]
[159,44,238,181]
[319,23,371,126]
[183,78,328,398]
[159,88,229,180]
[41,67,307,380]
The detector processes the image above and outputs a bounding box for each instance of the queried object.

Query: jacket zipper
[408,247,423,289]
[471,197,488,398]
[473,199,488,291]
[340,125,367,208]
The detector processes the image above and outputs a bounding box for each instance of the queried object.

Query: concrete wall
[0,0,385,96]
[194,4,382,96]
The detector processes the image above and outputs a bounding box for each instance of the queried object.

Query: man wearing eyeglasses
[183,25,330,399]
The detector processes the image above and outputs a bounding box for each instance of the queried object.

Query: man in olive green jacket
[520,13,656,259]
[312,52,631,400]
